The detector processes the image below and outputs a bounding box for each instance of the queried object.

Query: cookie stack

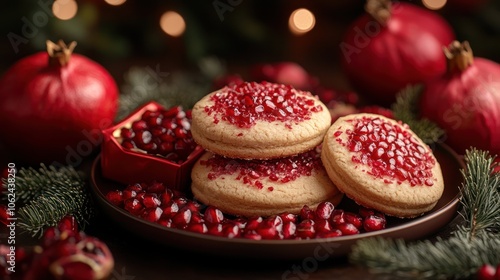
[189,81,343,217]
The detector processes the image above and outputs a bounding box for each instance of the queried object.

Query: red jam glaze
[200,147,324,189]
[336,116,436,186]
[204,81,323,128]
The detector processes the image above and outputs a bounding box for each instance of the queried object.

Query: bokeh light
[160,11,186,37]
[422,0,447,10]
[52,0,78,20]
[105,0,127,6]
[289,8,316,35]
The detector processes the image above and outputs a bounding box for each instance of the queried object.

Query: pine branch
[459,148,500,235]
[117,57,224,120]
[349,149,500,279]
[9,164,94,237]
[391,85,445,145]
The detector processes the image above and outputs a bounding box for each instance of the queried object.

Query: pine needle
[391,84,445,145]
[3,164,94,237]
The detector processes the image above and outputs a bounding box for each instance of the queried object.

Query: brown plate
[89,144,464,260]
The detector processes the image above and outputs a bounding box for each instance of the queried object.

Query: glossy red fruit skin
[101,102,205,191]
[420,57,500,157]
[476,264,496,280]
[0,42,118,165]
[340,2,454,105]
[249,62,318,91]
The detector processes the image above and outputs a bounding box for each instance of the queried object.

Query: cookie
[191,148,343,217]
[190,81,331,159]
[321,113,444,218]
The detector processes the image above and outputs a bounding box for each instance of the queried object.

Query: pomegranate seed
[161,201,179,218]
[160,189,174,205]
[476,264,496,280]
[279,212,297,223]
[120,127,135,139]
[0,205,8,225]
[358,207,375,218]
[222,223,241,238]
[136,191,146,201]
[299,205,315,220]
[142,193,161,209]
[207,224,223,236]
[363,215,386,232]
[122,189,137,200]
[126,183,143,192]
[315,201,335,219]
[264,215,283,232]
[344,212,363,229]
[142,207,163,222]
[314,219,332,233]
[182,201,201,212]
[245,217,263,231]
[58,215,78,233]
[131,120,147,131]
[171,208,192,228]
[190,212,204,224]
[174,197,188,208]
[242,230,262,240]
[232,218,247,229]
[282,221,297,239]
[330,209,345,226]
[157,217,172,228]
[186,223,208,234]
[255,223,278,239]
[124,198,144,215]
[296,219,316,239]
[204,206,224,224]
[337,223,359,235]
[147,182,166,194]
[105,190,123,206]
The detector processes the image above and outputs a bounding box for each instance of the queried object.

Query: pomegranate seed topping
[118,106,197,164]
[315,201,335,219]
[206,82,322,128]
[201,148,323,190]
[337,116,436,186]
[337,223,359,235]
[363,215,387,232]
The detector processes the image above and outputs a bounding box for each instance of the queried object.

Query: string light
[160,11,186,37]
[289,8,315,35]
[422,0,447,10]
[105,0,127,6]
[52,0,78,20]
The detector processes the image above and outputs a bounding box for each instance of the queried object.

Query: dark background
[0,0,499,92]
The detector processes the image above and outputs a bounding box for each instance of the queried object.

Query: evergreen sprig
[2,164,94,237]
[391,84,445,145]
[349,148,500,279]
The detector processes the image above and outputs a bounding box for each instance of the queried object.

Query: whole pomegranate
[249,62,318,91]
[420,41,500,156]
[339,0,455,105]
[0,40,118,165]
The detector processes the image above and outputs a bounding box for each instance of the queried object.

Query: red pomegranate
[339,0,455,105]
[0,40,118,165]
[420,41,500,157]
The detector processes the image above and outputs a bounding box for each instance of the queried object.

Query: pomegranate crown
[365,0,392,25]
[47,40,77,67]
[443,40,474,73]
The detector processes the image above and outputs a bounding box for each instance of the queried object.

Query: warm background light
[52,0,78,20]
[105,0,127,6]
[289,8,315,35]
[422,0,447,10]
[160,11,186,37]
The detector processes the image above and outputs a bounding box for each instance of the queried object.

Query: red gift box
[101,101,204,191]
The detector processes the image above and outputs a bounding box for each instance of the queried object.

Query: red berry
[477,264,496,280]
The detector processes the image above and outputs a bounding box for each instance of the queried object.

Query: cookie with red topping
[321,113,444,218]
[191,147,343,217]
[190,81,331,159]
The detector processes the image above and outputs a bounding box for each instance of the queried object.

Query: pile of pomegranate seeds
[204,81,323,128]
[201,147,323,190]
[337,116,436,186]
[106,182,387,240]
[119,106,197,164]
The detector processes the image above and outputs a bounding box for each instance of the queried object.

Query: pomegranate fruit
[0,40,118,165]
[249,62,318,91]
[339,0,455,105]
[106,181,388,240]
[420,41,500,157]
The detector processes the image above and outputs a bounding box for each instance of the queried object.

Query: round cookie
[191,149,343,217]
[190,81,331,159]
[321,113,444,218]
